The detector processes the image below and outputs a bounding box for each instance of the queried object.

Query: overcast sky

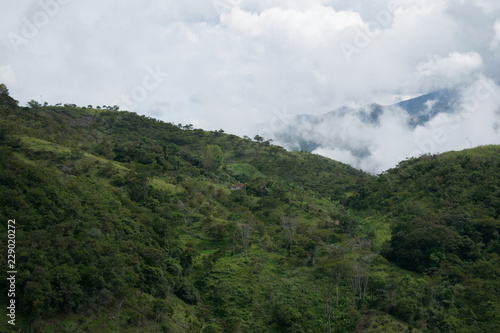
[1,0,500,172]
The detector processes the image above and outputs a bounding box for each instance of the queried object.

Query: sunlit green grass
[227,163,267,179]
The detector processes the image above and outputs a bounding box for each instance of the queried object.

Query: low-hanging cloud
[416,52,483,89]
[0,0,499,172]
[272,76,500,174]
[491,20,500,50]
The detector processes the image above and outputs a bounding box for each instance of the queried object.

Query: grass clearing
[19,135,71,154]
[357,213,392,251]
[151,177,181,193]
[227,163,267,179]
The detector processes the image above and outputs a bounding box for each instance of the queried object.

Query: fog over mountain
[267,77,500,173]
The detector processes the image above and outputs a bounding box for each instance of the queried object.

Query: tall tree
[236,220,253,262]
[280,215,297,255]
[253,135,264,143]
[134,163,163,198]
[0,84,19,109]
[202,144,224,173]
[315,256,350,333]
[348,239,376,306]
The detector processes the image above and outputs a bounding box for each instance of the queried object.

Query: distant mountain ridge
[392,89,457,124]
[265,87,473,173]
[273,88,459,155]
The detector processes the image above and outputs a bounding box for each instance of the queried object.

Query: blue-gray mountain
[273,89,459,156]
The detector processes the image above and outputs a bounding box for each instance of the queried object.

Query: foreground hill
[0,92,372,332]
[348,146,500,331]
[0,87,499,332]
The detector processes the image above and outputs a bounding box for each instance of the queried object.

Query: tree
[263,139,273,146]
[390,217,463,272]
[254,135,264,143]
[0,83,8,96]
[202,145,224,173]
[315,256,350,333]
[0,84,19,109]
[134,163,163,198]
[280,215,297,255]
[236,220,253,262]
[253,135,265,157]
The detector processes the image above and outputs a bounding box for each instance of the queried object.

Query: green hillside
[0,86,499,332]
[347,147,500,332]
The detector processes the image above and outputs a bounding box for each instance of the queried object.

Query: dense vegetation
[0,85,499,332]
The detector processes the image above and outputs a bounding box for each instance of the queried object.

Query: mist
[269,77,500,174]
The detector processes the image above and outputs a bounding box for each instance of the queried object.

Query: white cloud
[424,99,438,112]
[221,6,362,44]
[491,21,500,51]
[0,65,17,87]
[278,77,500,173]
[313,147,358,165]
[416,52,483,89]
[471,0,500,13]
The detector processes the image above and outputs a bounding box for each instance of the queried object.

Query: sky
[1,0,500,173]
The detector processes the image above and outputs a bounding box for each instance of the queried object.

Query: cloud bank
[289,77,500,174]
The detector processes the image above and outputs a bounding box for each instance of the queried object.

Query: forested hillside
[348,148,500,332]
[0,85,499,332]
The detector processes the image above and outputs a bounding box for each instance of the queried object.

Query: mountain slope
[0,87,499,332]
[0,95,374,332]
[392,89,456,124]
[348,147,500,331]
